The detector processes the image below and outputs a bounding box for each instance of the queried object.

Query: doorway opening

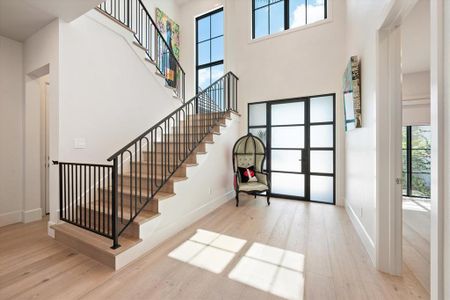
[248,94,336,204]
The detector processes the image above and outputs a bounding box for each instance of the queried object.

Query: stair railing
[98,0,186,102]
[57,72,238,248]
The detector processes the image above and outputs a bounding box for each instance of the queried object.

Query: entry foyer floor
[0,196,428,299]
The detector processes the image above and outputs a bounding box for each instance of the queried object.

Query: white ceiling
[401,0,430,74]
[0,0,104,42]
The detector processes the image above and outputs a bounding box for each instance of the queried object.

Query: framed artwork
[155,8,180,88]
[343,56,361,131]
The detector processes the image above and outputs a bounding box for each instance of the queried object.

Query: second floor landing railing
[98,0,185,102]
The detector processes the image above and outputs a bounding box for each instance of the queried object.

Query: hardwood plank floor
[0,196,429,300]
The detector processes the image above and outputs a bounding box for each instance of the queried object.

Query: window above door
[252,0,328,39]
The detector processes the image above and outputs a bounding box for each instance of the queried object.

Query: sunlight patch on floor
[229,243,305,300]
[168,229,247,274]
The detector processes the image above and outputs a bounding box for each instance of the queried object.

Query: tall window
[196,8,224,93]
[402,126,431,198]
[253,0,327,39]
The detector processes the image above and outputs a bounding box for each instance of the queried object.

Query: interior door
[269,100,307,199]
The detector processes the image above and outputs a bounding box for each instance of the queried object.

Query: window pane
[310,95,333,123]
[254,6,269,38]
[272,173,305,197]
[402,172,407,195]
[255,0,270,9]
[402,150,407,173]
[211,10,224,38]
[310,125,333,148]
[271,126,304,148]
[198,67,211,90]
[211,36,224,62]
[249,128,267,146]
[411,126,431,149]
[211,63,224,83]
[271,102,304,125]
[310,175,333,203]
[249,103,267,126]
[271,150,302,172]
[198,41,210,65]
[269,1,285,34]
[310,150,333,174]
[412,149,431,173]
[411,173,431,198]
[290,0,306,28]
[197,16,210,42]
[402,127,407,149]
[307,0,325,24]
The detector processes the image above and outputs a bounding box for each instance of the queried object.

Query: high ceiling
[401,0,430,74]
[0,0,105,42]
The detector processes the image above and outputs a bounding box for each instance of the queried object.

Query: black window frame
[402,125,431,199]
[195,8,224,94]
[252,0,328,39]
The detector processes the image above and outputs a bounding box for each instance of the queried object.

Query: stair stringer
[114,112,240,269]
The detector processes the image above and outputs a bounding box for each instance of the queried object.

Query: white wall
[58,12,181,164]
[344,0,392,261]
[402,71,430,126]
[0,35,24,226]
[179,0,347,205]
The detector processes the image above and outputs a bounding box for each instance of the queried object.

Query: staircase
[50,0,239,270]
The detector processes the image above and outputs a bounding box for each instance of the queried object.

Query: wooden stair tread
[131,161,199,167]
[121,172,188,182]
[80,202,158,222]
[103,185,175,200]
[52,223,140,256]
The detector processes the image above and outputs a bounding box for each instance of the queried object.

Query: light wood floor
[0,196,429,300]
[403,198,431,293]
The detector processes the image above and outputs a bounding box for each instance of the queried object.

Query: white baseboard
[345,202,376,264]
[23,208,42,223]
[0,210,22,227]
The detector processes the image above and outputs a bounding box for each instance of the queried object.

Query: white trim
[375,0,418,275]
[346,202,376,263]
[0,211,22,227]
[23,208,42,223]
[430,0,445,298]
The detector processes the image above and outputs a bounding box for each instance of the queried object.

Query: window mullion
[285,0,289,30]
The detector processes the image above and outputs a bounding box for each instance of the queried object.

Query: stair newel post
[58,162,63,221]
[111,158,121,249]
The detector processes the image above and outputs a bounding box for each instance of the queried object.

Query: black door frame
[247,93,336,205]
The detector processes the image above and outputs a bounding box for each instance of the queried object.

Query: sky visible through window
[254,0,326,39]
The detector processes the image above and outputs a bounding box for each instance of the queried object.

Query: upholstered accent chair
[232,133,270,207]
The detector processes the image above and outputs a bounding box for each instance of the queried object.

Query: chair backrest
[232,133,266,173]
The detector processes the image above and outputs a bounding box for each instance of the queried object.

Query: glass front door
[248,94,336,204]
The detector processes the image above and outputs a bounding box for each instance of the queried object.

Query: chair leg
[267,193,270,206]
[236,192,239,207]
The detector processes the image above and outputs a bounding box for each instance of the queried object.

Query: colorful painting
[343,56,362,131]
[155,8,180,88]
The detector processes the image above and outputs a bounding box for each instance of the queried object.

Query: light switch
[74,138,87,149]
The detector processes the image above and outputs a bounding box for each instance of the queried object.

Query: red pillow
[238,166,257,183]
